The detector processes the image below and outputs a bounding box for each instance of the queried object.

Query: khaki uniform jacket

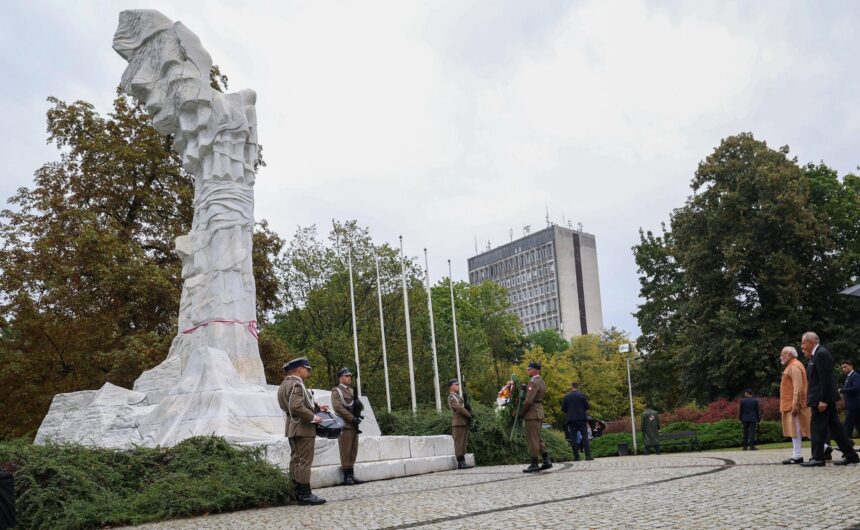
[278,376,316,438]
[520,376,546,421]
[332,384,357,431]
[448,392,471,426]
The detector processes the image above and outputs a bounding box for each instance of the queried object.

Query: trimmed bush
[377,402,573,465]
[0,436,293,530]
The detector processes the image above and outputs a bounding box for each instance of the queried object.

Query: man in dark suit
[799,332,859,467]
[739,389,762,450]
[840,360,860,438]
[561,382,592,461]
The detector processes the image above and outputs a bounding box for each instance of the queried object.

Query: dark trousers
[567,421,590,458]
[844,409,860,439]
[742,421,757,448]
[811,401,856,461]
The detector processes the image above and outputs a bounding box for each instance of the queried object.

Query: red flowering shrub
[660,405,703,424]
[602,397,781,432]
[698,398,737,423]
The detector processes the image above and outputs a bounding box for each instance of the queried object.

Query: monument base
[244,436,476,488]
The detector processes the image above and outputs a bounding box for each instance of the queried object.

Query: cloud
[2,0,859,337]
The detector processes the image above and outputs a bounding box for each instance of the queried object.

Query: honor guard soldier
[277,357,329,505]
[332,367,364,485]
[447,379,473,469]
[520,361,552,473]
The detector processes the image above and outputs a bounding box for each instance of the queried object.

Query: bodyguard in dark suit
[840,360,860,438]
[799,332,859,467]
[561,382,592,461]
[739,389,762,450]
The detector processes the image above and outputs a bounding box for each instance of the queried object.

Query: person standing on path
[642,407,661,455]
[799,332,860,467]
[332,367,364,485]
[739,389,762,450]
[278,357,330,505]
[779,346,811,464]
[839,360,860,439]
[447,379,473,470]
[561,382,592,461]
[520,361,552,472]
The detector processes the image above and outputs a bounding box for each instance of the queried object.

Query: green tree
[633,133,860,405]
[527,329,569,354]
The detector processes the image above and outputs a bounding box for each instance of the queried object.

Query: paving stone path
[127,449,860,529]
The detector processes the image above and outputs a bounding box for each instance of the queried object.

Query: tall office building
[467,225,603,339]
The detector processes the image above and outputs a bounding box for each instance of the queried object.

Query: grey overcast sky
[2,1,859,336]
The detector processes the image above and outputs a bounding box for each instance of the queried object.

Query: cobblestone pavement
[126,449,860,529]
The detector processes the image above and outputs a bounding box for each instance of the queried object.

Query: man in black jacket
[799,332,859,467]
[840,360,860,438]
[561,382,592,461]
[739,389,762,450]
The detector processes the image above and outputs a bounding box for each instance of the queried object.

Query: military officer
[277,357,329,505]
[520,361,552,473]
[447,379,473,469]
[331,367,364,485]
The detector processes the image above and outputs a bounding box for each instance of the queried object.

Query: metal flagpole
[347,248,362,396]
[400,236,417,416]
[375,255,392,412]
[448,260,463,397]
[424,249,442,412]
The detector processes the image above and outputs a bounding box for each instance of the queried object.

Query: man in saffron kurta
[780,346,811,464]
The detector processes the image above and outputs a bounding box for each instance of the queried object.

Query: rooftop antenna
[562,215,566,227]
[545,205,551,227]
[486,240,491,251]
[567,220,573,229]
[523,225,531,237]
[474,235,478,254]
[577,222,583,232]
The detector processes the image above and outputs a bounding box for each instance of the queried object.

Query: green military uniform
[277,357,325,505]
[447,379,472,470]
[332,382,361,480]
[641,408,661,455]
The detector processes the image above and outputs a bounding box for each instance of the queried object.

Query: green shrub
[377,402,573,465]
[590,419,788,458]
[0,436,293,530]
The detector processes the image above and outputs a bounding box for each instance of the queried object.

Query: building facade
[467,225,603,339]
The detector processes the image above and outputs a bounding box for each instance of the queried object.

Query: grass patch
[377,402,573,465]
[0,436,293,530]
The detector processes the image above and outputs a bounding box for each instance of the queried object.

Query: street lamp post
[620,343,637,456]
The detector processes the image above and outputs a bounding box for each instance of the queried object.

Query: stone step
[311,453,477,488]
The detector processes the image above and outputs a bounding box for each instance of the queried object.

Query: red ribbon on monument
[181,319,259,339]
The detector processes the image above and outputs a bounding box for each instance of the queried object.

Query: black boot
[540,452,553,470]
[585,450,593,461]
[297,483,326,505]
[348,469,365,484]
[457,455,473,469]
[523,457,541,473]
[343,468,355,485]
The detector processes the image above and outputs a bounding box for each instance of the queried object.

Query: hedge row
[0,436,293,530]
[377,402,573,465]
[592,419,786,458]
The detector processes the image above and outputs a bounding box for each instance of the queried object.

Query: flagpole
[448,259,463,397]
[375,255,392,412]
[400,236,417,416]
[347,247,361,396]
[424,249,442,412]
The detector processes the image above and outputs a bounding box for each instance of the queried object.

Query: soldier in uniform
[277,357,329,505]
[331,367,364,485]
[447,379,473,469]
[520,361,552,473]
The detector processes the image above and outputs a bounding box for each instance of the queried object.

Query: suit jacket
[520,376,546,421]
[332,384,357,431]
[278,376,317,438]
[448,392,472,426]
[561,390,590,422]
[841,370,860,411]
[738,397,761,423]
[807,345,840,406]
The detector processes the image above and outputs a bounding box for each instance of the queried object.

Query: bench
[657,431,700,451]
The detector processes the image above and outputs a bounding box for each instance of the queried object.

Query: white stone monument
[34,9,472,486]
